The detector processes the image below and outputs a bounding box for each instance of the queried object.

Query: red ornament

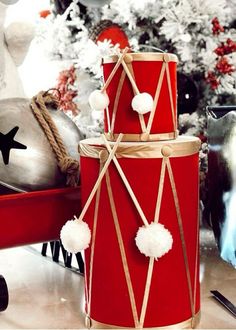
[216,57,235,74]
[215,43,226,56]
[39,9,51,18]
[215,38,236,56]
[211,17,224,35]
[90,20,130,49]
[206,71,220,90]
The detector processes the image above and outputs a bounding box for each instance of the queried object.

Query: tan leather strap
[124,61,147,134]
[89,311,200,329]
[105,170,139,328]
[102,135,149,227]
[154,158,167,222]
[105,106,111,132]
[166,158,195,321]
[102,48,129,93]
[76,134,123,223]
[102,48,130,132]
[146,62,166,133]
[139,158,167,327]
[103,52,178,64]
[105,131,178,142]
[80,137,201,160]
[87,164,102,318]
[110,70,126,133]
[193,190,200,324]
[165,63,176,132]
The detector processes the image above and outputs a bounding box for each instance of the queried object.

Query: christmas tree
[38,0,236,206]
[39,0,236,130]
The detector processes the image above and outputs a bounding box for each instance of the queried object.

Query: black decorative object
[177,72,199,114]
[0,275,8,312]
[0,127,27,165]
[41,240,84,274]
[211,290,236,317]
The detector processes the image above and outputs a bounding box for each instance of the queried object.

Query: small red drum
[80,136,200,329]
[103,53,178,142]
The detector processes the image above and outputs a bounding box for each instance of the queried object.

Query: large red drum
[103,53,178,142]
[80,136,200,329]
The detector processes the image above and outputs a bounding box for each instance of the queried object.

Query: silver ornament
[79,0,111,7]
[0,98,82,192]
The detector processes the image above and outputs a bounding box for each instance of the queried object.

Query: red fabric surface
[81,146,200,327]
[0,187,81,249]
[103,60,177,136]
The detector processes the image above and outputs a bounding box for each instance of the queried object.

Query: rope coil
[30,90,80,187]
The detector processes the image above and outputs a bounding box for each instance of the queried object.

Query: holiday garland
[55,65,78,114]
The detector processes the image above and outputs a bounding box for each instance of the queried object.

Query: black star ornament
[0,126,27,165]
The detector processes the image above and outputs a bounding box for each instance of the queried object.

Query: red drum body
[80,136,200,329]
[103,53,178,142]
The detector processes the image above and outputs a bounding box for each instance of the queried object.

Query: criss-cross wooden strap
[105,170,139,328]
[139,157,167,328]
[146,61,166,133]
[76,133,123,224]
[166,158,196,322]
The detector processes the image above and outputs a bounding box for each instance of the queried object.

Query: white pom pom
[135,222,173,259]
[89,89,109,111]
[131,92,154,114]
[60,218,91,254]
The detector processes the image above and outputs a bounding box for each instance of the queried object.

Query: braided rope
[30,90,80,187]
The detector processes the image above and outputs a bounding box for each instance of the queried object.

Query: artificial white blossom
[37,0,236,142]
